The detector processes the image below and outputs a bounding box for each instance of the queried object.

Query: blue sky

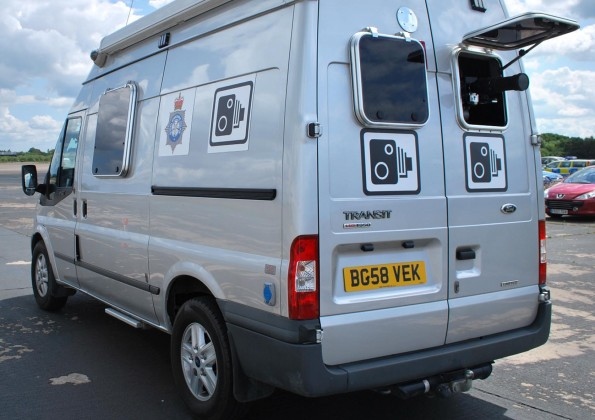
[0,0,593,152]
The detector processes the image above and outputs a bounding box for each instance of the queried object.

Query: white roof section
[93,0,235,66]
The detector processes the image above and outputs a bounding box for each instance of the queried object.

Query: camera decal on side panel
[215,94,245,137]
[464,134,507,192]
[209,80,253,153]
[361,130,420,195]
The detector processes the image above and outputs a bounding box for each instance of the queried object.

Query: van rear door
[315,1,579,367]
[316,0,448,366]
[426,6,579,344]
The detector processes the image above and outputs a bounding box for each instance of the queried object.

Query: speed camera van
[21,1,579,418]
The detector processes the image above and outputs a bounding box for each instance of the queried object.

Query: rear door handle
[456,249,476,260]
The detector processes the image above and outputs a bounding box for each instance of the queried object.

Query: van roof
[92,0,235,66]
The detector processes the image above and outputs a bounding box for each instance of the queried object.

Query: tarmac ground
[1,162,594,419]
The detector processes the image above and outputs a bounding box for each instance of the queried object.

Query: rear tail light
[539,219,547,285]
[288,235,319,320]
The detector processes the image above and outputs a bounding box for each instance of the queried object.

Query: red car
[545,166,595,218]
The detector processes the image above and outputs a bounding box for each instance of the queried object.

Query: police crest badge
[165,94,187,152]
[158,89,194,157]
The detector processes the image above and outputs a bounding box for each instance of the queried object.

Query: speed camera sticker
[208,80,253,153]
[464,134,507,192]
[361,130,420,195]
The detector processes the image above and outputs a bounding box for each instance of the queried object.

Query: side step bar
[105,307,145,329]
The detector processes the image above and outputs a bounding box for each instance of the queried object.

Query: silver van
[21,1,578,418]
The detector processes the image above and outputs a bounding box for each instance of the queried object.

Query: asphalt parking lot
[1,162,594,419]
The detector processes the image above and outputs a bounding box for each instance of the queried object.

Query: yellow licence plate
[343,261,427,292]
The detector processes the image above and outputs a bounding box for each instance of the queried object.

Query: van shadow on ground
[0,293,514,420]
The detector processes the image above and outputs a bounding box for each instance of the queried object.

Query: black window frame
[43,117,82,204]
[451,48,508,131]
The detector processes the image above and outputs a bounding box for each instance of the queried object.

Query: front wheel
[31,242,68,311]
[171,297,246,420]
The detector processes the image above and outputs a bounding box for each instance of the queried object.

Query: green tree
[540,133,566,157]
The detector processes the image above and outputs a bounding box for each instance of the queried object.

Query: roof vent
[158,32,170,49]
[470,0,487,13]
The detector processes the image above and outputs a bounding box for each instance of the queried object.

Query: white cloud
[529,67,595,136]
[0,0,593,151]
[528,24,595,62]
[504,1,594,62]
[504,0,592,19]
[502,1,595,136]
[0,104,62,151]
[0,0,144,151]
[0,0,140,96]
[149,0,176,8]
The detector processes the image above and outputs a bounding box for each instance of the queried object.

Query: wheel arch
[166,275,214,328]
[31,232,43,253]
[161,260,226,328]
[165,274,275,403]
[30,229,61,285]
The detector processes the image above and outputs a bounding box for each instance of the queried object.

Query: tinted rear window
[352,33,429,126]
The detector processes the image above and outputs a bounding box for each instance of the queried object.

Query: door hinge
[531,134,542,146]
[307,122,322,138]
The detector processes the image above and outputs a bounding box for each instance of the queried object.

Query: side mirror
[22,165,38,196]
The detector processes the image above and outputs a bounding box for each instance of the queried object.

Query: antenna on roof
[126,0,135,25]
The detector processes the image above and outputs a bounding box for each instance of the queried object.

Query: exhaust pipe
[392,363,493,399]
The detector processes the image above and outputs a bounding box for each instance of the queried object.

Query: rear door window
[350,31,429,127]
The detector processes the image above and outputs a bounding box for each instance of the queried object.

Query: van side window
[47,118,82,200]
[92,82,137,177]
[350,31,429,127]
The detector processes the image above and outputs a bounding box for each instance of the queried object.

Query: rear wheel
[31,242,69,311]
[171,297,246,420]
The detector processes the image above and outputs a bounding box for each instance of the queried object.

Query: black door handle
[456,249,476,260]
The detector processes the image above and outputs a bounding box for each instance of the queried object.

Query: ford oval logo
[501,203,517,214]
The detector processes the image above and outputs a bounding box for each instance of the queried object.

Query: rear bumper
[223,301,551,398]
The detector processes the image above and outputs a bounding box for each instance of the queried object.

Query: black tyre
[31,242,68,311]
[171,297,246,420]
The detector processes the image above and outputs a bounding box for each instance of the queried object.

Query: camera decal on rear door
[209,80,253,153]
[361,130,420,195]
[464,134,507,192]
